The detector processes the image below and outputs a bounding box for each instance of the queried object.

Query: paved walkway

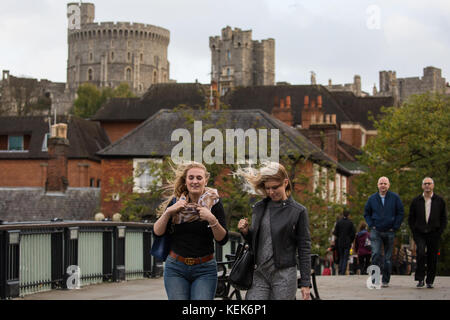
[16,275,450,300]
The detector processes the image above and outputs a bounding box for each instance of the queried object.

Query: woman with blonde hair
[153,161,228,300]
[237,162,311,300]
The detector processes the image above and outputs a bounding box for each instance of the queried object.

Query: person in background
[408,177,447,289]
[333,210,356,275]
[355,221,372,275]
[364,176,404,288]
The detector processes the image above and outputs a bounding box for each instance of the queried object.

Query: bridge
[1,221,449,301]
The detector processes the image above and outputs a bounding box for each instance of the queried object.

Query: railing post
[142,228,152,278]
[63,227,79,289]
[0,231,6,299]
[113,226,126,281]
[51,230,64,289]
[5,230,20,298]
[215,242,223,262]
[102,229,113,281]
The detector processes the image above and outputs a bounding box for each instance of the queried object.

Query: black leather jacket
[242,196,311,287]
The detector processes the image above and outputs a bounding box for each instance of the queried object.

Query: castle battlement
[66,2,170,96]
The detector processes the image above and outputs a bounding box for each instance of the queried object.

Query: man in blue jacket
[364,176,404,287]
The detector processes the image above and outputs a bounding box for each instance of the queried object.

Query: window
[153,70,158,83]
[313,164,320,192]
[342,176,347,204]
[329,178,335,202]
[8,136,23,151]
[125,68,132,81]
[335,174,341,203]
[227,50,231,61]
[128,52,131,62]
[90,178,95,187]
[133,159,163,193]
[42,133,50,151]
[321,167,328,200]
[88,68,93,81]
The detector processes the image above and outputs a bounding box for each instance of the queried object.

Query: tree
[72,82,136,118]
[350,92,450,274]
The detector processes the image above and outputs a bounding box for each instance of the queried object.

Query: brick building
[0,115,110,188]
[0,120,108,222]
[96,109,351,218]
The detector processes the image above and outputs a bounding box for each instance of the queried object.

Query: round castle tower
[67,2,170,96]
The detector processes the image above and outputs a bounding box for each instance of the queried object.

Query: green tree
[350,92,450,274]
[72,82,135,118]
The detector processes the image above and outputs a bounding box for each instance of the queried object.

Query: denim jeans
[163,255,218,300]
[338,246,350,275]
[370,229,395,284]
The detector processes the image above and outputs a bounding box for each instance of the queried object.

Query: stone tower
[377,66,446,104]
[209,26,275,95]
[66,2,170,96]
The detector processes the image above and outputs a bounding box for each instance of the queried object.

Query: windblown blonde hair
[236,162,292,197]
[156,161,210,216]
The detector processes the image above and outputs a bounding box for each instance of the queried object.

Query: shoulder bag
[229,243,255,290]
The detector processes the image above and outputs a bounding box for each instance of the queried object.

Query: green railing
[0,221,242,299]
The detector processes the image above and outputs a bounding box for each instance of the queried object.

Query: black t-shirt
[165,198,228,258]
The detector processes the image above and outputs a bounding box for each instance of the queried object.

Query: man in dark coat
[408,177,447,288]
[333,210,356,275]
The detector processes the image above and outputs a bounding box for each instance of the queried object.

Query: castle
[67,2,170,95]
[374,66,448,104]
[209,26,275,95]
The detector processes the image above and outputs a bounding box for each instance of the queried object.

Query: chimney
[274,96,279,108]
[46,123,69,193]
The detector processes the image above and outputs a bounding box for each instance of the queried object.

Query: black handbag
[229,243,254,290]
[150,198,176,261]
[150,233,171,261]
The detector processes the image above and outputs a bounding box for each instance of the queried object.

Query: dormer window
[8,135,23,151]
[0,134,30,152]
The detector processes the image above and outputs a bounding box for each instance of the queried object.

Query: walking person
[364,176,404,287]
[153,161,228,300]
[333,210,356,275]
[237,162,311,300]
[355,221,372,275]
[408,177,447,288]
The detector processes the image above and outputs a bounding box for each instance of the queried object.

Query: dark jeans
[370,229,395,284]
[338,246,350,275]
[358,254,371,275]
[414,232,440,284]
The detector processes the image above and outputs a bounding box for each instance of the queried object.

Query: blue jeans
[370,229,395,284]
[338,246,350,275]
[163,255,218,300]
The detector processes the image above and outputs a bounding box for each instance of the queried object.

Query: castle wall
[67,3,170,96]
[210,26,275,94]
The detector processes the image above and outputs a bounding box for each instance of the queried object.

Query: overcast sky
[1,0,449,94]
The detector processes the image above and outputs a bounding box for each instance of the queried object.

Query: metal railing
[0,221,242,299]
